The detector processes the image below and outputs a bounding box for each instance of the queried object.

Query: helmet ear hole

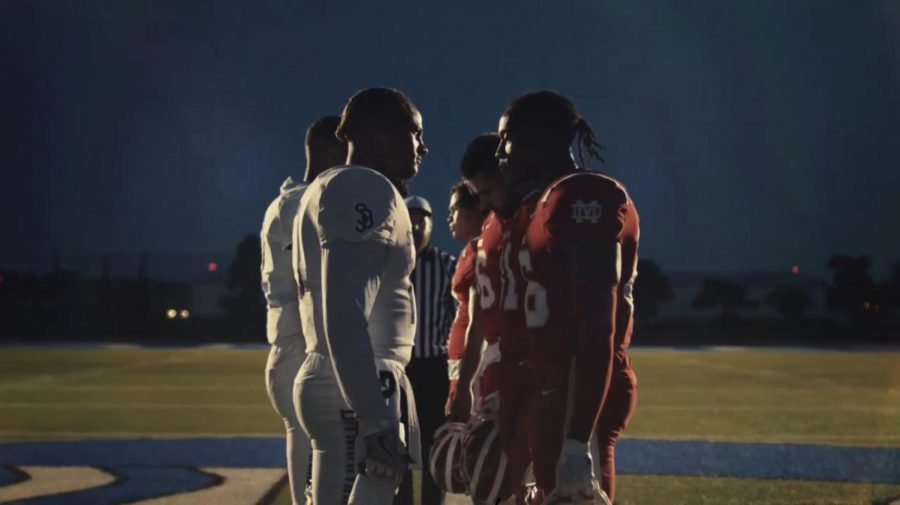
[429,422,469,494]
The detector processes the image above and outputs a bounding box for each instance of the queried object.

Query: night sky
[3,0,899,278]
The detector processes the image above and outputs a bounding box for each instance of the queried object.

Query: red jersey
[521,170,639,438]
[447,239,478,386]
[497,190,541,364]
[476,212,506,345]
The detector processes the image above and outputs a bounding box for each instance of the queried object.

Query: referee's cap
[405,196,432,216]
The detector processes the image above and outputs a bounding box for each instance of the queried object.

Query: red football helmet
[429,421,468,494]
[462,414,510,504]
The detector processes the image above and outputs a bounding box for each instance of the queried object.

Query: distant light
[207,262,218,272]
[166,309,178,320]
[791,265,800,274]
[0,273,4,283]
[179,309,191,320]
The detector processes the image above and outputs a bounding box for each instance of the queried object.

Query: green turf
[1,346,899,504]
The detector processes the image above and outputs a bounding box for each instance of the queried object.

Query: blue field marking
[617,438,900,484]
[0,341,270,350]
[0,465,28,487]
[12,466,220,505]
[0,438,286,468]
[1,438,899,485]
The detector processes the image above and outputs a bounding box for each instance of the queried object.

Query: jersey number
[378,371,396,399]
[500,246,517,310]
[476,249,496,310]
[518,249,549,328]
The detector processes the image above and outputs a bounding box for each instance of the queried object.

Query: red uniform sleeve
[543,176,629,442]
[447,240,477,390]
[543,177,628,248]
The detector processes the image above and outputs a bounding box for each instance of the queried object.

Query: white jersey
[294,165,416,362]
[260,176,307,345]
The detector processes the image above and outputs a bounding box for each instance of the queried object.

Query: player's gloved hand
[543,438,611,505]
[356,419,409,486]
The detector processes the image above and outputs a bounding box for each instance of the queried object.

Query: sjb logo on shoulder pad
[355,203,374,232]
[571,199,603,224]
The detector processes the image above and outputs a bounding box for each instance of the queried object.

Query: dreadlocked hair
[504,90,603,168]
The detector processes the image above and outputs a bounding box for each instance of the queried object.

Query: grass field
[1,345,899,504]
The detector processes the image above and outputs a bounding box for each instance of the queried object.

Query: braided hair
[503,90,603,168]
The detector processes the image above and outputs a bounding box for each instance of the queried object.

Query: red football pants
[529,351,637,500]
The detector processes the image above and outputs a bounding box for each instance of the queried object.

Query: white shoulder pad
[317,166,403,245]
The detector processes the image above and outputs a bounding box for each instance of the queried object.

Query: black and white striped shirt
[411,245,457,359]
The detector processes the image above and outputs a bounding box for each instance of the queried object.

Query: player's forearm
[565,244,618,442]
[568,293,615,442]
[321,242,391,427]
[456,289,485,391]
[447,305,468,382]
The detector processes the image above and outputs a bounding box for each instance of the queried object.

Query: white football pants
[266,339,312,505]
[296,352,416,505]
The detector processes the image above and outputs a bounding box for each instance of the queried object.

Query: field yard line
[631,345,900,353]
[655,385,900,393]
[0,355,200,389]
[628,433,900,442]
[0,385,262,392]
[639,404,900,413]
[9,403,895,414]
[0,431,280,438]
[669,356,789,378]
[0,403,270,410]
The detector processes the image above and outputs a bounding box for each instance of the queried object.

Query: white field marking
[645,386,900,394]
[627,433,900,443]
[638,405,900,413]
[0,403,270,410]
[0,384,261,392]
[0,466,116,502]
[0,431,280,439]
[630,345,900,353]
[129,467,286,505]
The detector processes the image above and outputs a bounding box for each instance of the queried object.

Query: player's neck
[535,155,577,188]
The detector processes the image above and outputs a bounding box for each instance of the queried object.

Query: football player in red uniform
[496,91,638,504]
[446,178,487,411]
[447,133,539,504]
[448,133,510,421]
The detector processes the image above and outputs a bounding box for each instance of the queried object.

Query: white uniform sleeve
[317,169,400,247]
[260,197,302,345]
[321,240,392,430]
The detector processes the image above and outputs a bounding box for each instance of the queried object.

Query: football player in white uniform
[293,88,427,505]
[261,115,347,505]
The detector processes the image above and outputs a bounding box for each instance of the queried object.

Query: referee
[398,195,457,505]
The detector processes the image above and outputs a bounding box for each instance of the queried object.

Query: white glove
[543,439,611,505]
[356,420,409,486]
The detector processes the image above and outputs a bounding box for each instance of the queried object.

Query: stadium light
[179,309,191,319]
[791,265,799,274]
[166,309,177,319]
[208,262,218,272]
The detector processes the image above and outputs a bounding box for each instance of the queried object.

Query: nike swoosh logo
[541,388,557,396]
